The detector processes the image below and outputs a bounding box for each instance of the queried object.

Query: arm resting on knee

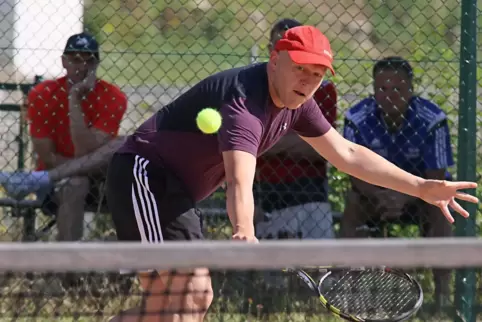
[48,136,126,182]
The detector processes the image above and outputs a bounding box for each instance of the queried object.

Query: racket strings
[321,270,418,319]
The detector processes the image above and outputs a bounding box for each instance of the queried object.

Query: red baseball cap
[274,26,335,75]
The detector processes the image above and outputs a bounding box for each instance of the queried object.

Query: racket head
[282,267,320,294]
[318,266,424,322]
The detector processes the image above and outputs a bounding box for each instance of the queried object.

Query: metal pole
[454,0,478,320]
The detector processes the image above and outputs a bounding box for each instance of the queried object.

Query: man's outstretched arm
[48,136,126,182]
[301,128,478,222]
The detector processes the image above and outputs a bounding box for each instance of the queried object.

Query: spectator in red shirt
[2,32,127,242]
[255,19,337,240]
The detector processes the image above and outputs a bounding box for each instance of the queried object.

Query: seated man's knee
[57,176,90,201]
[341,190,372,237]
[342,190,370,221]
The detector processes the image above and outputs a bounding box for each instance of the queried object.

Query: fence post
[454,0,478,321]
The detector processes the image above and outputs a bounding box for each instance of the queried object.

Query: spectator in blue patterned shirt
[341,56,454,307]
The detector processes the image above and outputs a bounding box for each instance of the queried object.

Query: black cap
[270,18,303,41]
[63,32,100,60]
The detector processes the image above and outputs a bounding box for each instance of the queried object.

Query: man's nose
[389,91,401,101]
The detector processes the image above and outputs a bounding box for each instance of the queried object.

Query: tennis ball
[196,108,222,134]
[102,23,114,34]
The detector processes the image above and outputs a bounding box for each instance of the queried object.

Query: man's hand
[232,221,258,243]
[70,66,97,98]
[418,180,478,223]
[232,231,259,243]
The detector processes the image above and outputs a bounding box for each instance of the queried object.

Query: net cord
[0,238,481,272]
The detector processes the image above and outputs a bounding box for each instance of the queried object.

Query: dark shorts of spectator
[348,186,452,237]
[256,177,328,213]
[352,186,424,221]
[40,176,108,217]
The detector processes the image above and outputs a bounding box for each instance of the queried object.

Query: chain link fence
[0,0,480,321]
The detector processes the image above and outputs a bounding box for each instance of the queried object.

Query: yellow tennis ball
[196,108,222,134]
[102,23,114,34]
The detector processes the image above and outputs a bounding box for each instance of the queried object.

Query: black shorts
[105,153,204,242]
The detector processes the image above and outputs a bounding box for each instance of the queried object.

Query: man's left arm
[302,129,424,198]
[28,91,127,189]
[69,87,127,156]
[292,102,424,199]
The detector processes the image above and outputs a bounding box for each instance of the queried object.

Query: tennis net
[0,238,481,321]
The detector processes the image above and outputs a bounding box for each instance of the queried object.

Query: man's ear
[267,42,274,53]
[61,55,67,69]
[269,50,279,67]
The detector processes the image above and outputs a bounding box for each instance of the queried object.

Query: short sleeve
[217,101,263,156]
[292,98,332,137]
[343,119,364,145]
[27,84,52,139]
[423,119,454,170]
[91,88,128,136]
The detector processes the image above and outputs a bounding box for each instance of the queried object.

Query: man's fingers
[449,200,470,218]
[455,192,479,204]
[440,205,455,224]
[450,181,478,190]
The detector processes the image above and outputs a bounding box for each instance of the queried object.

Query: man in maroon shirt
[106,26,478,322]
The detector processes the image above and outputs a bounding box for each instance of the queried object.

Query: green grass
[0,279,471,322]
[0,265,478,322]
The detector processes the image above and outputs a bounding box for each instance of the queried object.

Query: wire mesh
[0,0,480,321]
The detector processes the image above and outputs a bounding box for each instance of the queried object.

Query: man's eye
[296,66,304,71]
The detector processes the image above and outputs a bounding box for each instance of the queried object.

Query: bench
[0,187,111,242]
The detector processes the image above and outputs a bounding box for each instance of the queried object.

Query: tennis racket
[282,266,423,322]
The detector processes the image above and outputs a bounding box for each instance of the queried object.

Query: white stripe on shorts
[132,155,164,244]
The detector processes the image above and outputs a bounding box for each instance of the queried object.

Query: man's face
[374,69,412,116]
[269,51,327,109]
[62,52,98,84]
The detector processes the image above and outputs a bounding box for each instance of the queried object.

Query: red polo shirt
[27,76,127,170]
